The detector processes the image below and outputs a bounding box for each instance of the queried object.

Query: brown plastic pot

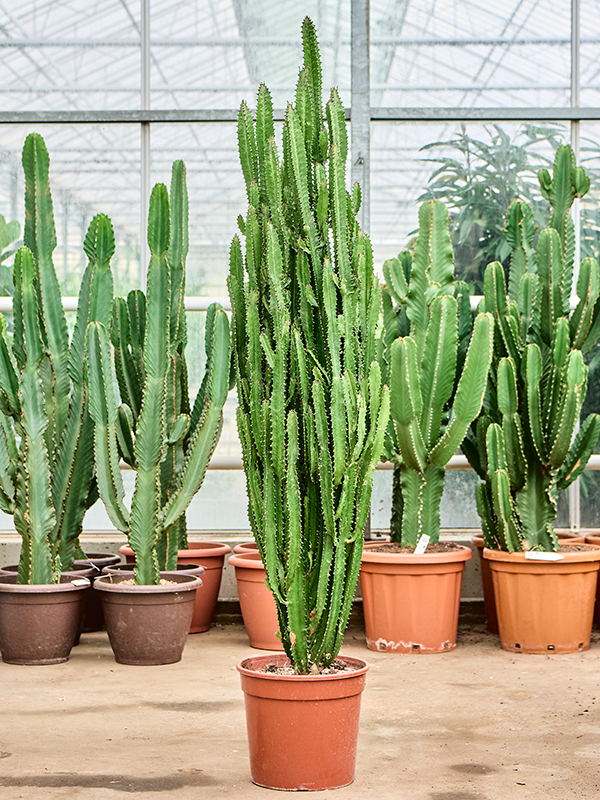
[73,553,121,632]
[485,545,600,654]
[229,552,283,651]
[237,653,368,791]
[119,541,231,632]
[360,543,472,653]
[0,574,90,665]
[95,572,202,665]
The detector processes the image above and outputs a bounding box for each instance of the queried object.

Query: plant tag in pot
[414,534,430,555]
[70,578,91,586]
[525,552,564,562]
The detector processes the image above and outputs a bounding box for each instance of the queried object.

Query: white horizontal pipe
[0,296,232,312]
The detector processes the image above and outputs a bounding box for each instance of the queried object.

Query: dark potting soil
[558,543,600,552]
[259,659,354,676]
[366,542,464,554]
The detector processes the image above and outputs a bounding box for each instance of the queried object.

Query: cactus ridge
[465,144,600,551]
[381,200,493,546]
[0,135,116,582]
[229,17,389,672]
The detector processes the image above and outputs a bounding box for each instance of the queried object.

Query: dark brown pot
[119,541,231,633]
[238,653,369,791]
[360,543,472,653]
[95,572,202,665]
[485,545,600,653]
[0,574,90,665]
[228,552,283,651]
[73,553,121,632]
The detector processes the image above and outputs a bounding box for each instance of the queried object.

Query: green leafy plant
[464,145,600,552]
[419,124,564,293]
[228,17,389,673]
[0,213,22,297]
[86,163,231,585]
[0,133,114,583]
[380,199,494,545]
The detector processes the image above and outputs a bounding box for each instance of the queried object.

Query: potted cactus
[228,18,389,791]
[464,144,600,654]
[0,134,114,664]
[85,164,230,666]
[360,199,494,654]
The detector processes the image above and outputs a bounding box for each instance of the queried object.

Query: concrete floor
[0,608,599,799]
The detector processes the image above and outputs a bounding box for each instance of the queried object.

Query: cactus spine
[86,164,231,584]
[228,17,389,673]
[0,133,114,583]
[380,200,494,545]
[464,145,600,551]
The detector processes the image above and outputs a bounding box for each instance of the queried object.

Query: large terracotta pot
[228,552,283,650]
[473,531,586,636]
[237,653,368,791]
[0,574,90,665]
[233,541,259,555]
[360,543,472,653]
[485,545,600,654]
[585,534,600,626]
[119,541,231,632]
[95,572,202,665]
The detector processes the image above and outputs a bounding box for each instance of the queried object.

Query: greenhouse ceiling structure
[0,0,598,532]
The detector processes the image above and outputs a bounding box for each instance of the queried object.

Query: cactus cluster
[380,200,494,545]
[0,133,114,583]
[464,145,600,551]
[86,163,231,585]
[228,17,389,673]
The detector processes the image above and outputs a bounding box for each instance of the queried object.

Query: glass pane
[371,120,568,292]
[0,123,141,296]
[370,0,571,109]
[0,1,141,112]
[150,0,350,111]
[580,1,600,107]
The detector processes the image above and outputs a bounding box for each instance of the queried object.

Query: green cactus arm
[383,256,409,307]
[570,258,600,350]
[581,300,600,355]
[491,468,522,552]
[389,336,426,472]
[238,101,259,204]
[256,84,276,198]
[556,413,600,490]
[415,199,454,289]
[475,482,498,549]
[160,308,230,531]
[428,312,494,466]
[111,297,142,419]
[518,272,538,341]
[116,404,136,466]
[420,294,458,450]
[327,99,351,285]
[516,465,557,551]
[523,343,546,463]
[167,160,188,345]
[22,133,70,441]
[504,201,537,303]
[301,16,324,159]
[483,261,519,363]
[0,316,19,417]
[547,350,587,469]
[85,322,129,533]
[0,419,15,514]
[537,228,564,346]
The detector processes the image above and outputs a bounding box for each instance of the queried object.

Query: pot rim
[94,573,202,593]
[237,653,369,682]
[0,576,90,592]
[229,552,264,569]
[361,542,473,565]
[483,545,600,563]
[119,541,232,559]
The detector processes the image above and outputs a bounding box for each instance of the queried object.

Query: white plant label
[414,534,430,555]
[525,552,564,562]
[70,578,91,586]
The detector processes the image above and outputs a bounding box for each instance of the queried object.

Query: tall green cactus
[464,145,600,551]
[380,200,494,545]
[228,17,389,674]
[0,133,114,584]
[86,166,231,585]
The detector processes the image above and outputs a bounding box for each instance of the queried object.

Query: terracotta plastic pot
[233,541,259,554]
[360,543,472,653]
[228,552,283,651]
[73,553,121,632]
[95,572,202,665]
[119,541,231,632]
[585,534,600,627]
[238,653,368,791]
[0,574,90,665]
[485,545,600,654]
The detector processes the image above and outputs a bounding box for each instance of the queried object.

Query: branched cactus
[464,145,600,551]
[0,133,114,583]
[228,17,390,673]
[86,164,231,585]
[380,200,494,545]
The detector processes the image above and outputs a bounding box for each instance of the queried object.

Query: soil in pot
[237,653,368,791]
[95,572,202,665]
[119,541,231,633]
[228,552,283,651]
[0,574,90,665]
[485,544,600,654]
[360,542,472,653]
